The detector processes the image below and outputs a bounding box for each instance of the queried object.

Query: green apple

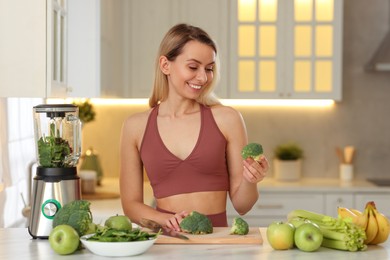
[266,221,295,250]
[289,217,311,228]
[294,222,323,252]
[49,224,80,255]
[105,215,132,230]
[85,222,97,235]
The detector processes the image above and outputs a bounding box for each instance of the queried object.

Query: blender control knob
[41,199,62,219]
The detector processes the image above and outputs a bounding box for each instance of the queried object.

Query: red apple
[266,221,295,250]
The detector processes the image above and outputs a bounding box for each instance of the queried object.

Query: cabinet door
[324,193,354,217]
[227,192,324,227]
[0,0,68,98]
[48,0,69,97]
[67,0,101,97]
[0,0,46,97]
[355,193,390,217]
[230,0,342,100]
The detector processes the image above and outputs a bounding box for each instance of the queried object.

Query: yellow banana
[338,206,368,230]
[350,208,362,215]
[338,206,357,219]
[368,203,390,245]
[355,208,368,230]
[364,202,379,244]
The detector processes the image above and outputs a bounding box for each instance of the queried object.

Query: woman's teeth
[189,84,202,89]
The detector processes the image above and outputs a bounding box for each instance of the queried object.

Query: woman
[120,23,269,231]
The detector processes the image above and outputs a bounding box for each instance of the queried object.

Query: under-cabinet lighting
[221,99,335,107]
[46,98,149,106]
[47,98,334,107]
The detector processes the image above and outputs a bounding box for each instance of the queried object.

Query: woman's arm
[119,113,187,230]
[212,106,269,215]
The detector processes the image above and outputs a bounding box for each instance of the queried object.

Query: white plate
[80,232,157,257]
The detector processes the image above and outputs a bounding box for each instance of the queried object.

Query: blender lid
[34,104,78,118]
[34,104,77,112]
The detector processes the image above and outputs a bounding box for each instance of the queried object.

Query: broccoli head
[241,143,263,160]
[179,211,213,234]
[230,217,249,235]
[53,200,93,236]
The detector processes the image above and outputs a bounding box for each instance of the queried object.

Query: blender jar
[33,104,82,168]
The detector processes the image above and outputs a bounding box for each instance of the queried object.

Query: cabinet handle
[257,204,283,209]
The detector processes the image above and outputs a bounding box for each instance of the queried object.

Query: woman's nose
[196,69,207,84]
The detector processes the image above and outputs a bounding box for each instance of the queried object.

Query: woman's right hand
[164,211,189,231]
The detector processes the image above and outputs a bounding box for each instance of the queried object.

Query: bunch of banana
[338,201,390,245]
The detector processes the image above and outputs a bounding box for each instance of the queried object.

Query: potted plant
[72,99,96,126]
[273,142,303,181]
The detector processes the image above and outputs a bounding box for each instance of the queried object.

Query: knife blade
[140,218,190,240]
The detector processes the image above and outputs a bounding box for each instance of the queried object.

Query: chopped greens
[37,135,72,167]
[87,227,159,242]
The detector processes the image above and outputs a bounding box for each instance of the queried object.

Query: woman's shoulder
[208,104,245,133]
[209,104,243,122]
[122,108,153,134]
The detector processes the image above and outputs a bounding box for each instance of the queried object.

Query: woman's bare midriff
[155,191,227,215]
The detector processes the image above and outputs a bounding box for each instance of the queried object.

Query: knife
[140,218,190,240]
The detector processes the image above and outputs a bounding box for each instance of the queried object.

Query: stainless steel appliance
[28,104,82,239]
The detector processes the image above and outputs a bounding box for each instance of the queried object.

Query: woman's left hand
[243,155,269,183]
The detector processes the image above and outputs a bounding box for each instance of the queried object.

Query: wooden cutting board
[155,227,262,244]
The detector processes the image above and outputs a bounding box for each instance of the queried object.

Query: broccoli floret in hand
[179,211,213,234]
[230,217,249,235]
[241,143,263,160]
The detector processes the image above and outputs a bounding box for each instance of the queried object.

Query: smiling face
[160,40,216,100]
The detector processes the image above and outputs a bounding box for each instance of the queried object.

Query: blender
[28,104,82,239]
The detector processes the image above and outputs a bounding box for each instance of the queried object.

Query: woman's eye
[189,66,197,70]
[206,68,214,72]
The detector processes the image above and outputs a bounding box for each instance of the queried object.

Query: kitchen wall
[82,0,390,182]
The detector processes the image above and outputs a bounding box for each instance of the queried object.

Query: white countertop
[1,228,389,259]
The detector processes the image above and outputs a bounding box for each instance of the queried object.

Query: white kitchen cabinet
[229,0,343,100]
[0,0,69,98]
[324,193,354,217]
[67,0,101,98]
[227,192,324,227]
[228,188,390,227]
[355,193,390,217]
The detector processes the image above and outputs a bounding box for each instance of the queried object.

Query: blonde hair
[149,24,221,108]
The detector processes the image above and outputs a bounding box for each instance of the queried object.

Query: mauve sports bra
[140,104,230,199]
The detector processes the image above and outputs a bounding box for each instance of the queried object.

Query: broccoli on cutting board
[230,217,249,235]
[179,211,213,234]
[241,143,263,161]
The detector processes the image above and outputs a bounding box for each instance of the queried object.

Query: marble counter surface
[1,228,389,259]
